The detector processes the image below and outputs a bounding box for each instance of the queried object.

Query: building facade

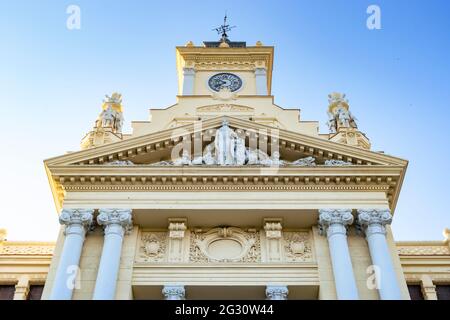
[1,36,449,300]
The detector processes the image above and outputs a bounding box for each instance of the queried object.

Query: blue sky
[0,0,449,241]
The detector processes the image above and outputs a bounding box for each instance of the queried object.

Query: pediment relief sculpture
[100,120,359,167]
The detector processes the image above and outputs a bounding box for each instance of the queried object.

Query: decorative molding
[264,221,282,239]
[283,232,313,262]
[168,219,188,263]
[137,232,167,262]
[264,219,283,262]
[398,246,450,256]
[189,227,261,263]
[168,220,187,239]
[0,243,55,255]
[62,183,392,193]
[197,104,253,113]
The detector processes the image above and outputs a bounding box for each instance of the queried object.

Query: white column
[357,209,402,300]
[319,209,359,300]
[182,67,195,95]
[255,67,268,95]
[266,285,288,300]
[162,285,185,300]
[93,209,132,300]
[49,209,94,300]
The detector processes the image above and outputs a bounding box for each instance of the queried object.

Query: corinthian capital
[356,209,392,236]
[318,209,354,236]
[97,209,133,233]
[59,209,94,236]
[265,285,288,300]
[162,285,185,300]
[59,209,94,226]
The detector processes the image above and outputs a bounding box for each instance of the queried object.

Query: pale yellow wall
[130,96,319,138]
[312,226,336,300]
[115,226,139,300]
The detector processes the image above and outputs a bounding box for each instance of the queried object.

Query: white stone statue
[291,156,316,166]
[104,160,134,166]
[214,120,237,165]
[173,149,191,166]
[150,160,173,166]
[327,115,337,134]
[99,106,115,128]
[114,112,124,133]
[270,151,284,166]
[104,92,122,105]
[324,159,352,166]
[327,93,358,132]
[337,107,351,128]
[246,148,259,165]
[202,143,216,165]
[260,150,284,166]
[234,136,247,165]
[191,155,203,165]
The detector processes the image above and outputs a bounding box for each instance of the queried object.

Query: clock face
[208,73,242,92]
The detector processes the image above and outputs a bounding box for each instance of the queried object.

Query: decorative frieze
[397,246,450,256]
[283,232,313,262]
[189,227,261,263]
[0,244,55,255]
[136,226,314,264]
[138,232,167,262]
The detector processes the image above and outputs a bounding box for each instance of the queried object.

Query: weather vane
[212,14,236,41]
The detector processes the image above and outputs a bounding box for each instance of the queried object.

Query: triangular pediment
[45,116,407,167]
[44,116,408,214]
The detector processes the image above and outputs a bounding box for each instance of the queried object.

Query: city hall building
[1,33,449,300]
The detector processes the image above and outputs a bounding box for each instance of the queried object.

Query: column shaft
[357,209,402,300]
[49,209,93,300]
[93,209,132,300]
[319,209,359,300]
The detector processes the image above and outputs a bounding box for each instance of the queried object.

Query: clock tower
[176,39,274,96]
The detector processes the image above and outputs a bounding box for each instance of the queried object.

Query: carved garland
[189,227,261,263]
